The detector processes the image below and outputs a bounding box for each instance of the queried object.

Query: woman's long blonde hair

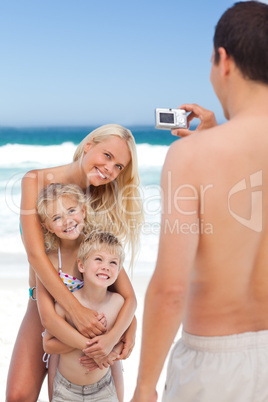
[73,124,144,268]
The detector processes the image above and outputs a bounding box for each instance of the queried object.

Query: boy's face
[78,249,120,288]
[44,196,85,240]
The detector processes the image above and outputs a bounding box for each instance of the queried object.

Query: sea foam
[0,142,165,270]
[0,142,168,168]
[0,142,75,167]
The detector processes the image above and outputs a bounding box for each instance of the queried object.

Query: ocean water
[0,126,180,276]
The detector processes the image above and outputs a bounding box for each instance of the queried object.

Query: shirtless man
[133,2,268,401]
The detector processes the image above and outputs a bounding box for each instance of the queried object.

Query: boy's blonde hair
[77,231,125,271]
[37,183,93,250]
[74,124,144,268]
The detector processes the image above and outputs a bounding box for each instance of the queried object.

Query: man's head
[213,1,268,84]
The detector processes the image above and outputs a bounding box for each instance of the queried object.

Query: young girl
[36,183,128,401]
[6,124,143,402]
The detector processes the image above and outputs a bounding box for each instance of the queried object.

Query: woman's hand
[171,104,217,137]
[70,304,107,338]
[119,316,137,359]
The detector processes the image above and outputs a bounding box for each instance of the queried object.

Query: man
[133,1,268,401]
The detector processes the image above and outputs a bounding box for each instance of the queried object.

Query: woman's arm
[21,170,106,337]
[84,268,137,357]
[119,315,137,359]
[106,268,137,345]
[39,285,100,370]
[37,276,90,350]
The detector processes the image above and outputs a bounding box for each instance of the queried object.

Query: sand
[0,253,177,401]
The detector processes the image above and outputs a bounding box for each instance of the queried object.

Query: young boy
[43,231,125,402]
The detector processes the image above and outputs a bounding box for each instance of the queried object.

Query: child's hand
[93,350,120,370]
[79,356,99,371]
[97,313,107,328]
[83,333,117,359]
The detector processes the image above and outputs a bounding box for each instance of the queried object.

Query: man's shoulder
[172,123,227,149]
[167,123,230,166]
[162,123,233,188]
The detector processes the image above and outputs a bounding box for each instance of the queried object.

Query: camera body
[155,108,187,130]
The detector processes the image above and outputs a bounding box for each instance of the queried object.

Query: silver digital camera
[155,108,187,130]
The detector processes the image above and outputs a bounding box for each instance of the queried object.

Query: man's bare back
[175,114,268,336]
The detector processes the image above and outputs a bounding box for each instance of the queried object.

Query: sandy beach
[0,253,178,401]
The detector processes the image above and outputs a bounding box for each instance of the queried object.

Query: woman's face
[81,136,131,186]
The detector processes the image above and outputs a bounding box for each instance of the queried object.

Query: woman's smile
[95,167,108,180]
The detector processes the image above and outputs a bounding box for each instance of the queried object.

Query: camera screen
[159,113,174,124]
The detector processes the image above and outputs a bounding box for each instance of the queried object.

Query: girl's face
[44,196,85,240]
[81,136,131,187]
[78,249,119,288]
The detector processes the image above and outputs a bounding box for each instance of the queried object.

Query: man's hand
[131,389,158,402]
[171,103,217,137]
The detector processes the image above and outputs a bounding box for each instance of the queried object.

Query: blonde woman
[6,124,143,402]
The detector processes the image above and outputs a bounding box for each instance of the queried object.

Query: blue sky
[0,0,260,127]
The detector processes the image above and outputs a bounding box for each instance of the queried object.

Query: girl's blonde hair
[73,124,144,268]
[37,183,93,250]
[77,231,125,271]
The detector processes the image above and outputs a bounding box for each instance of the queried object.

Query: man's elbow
[163,284,187,303]
[150,281,188,308]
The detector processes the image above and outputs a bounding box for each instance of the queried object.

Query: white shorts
[162,329,268,402]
